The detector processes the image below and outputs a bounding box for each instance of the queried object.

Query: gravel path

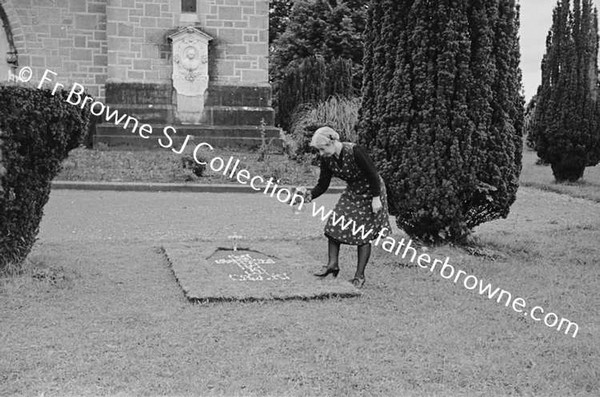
[37,186,600,246]
[38,190,343,244]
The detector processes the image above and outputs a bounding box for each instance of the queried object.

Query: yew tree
[359,0,524,242]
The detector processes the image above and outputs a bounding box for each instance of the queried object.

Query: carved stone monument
[169,26,213,124]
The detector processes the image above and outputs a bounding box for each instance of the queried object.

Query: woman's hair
[310,126,340,148]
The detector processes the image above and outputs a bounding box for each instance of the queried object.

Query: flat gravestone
[163,241,361,302]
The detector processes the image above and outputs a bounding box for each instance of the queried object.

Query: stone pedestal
[169,26,212,125]
[95,82,281,149]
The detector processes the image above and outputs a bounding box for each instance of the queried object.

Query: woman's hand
[372,196,382,213]
[291,186,310,206]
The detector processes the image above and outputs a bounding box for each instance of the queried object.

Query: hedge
[0,83,90,271]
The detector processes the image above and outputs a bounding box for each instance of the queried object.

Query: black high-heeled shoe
[314,266,340,278]
[349,276,365,288]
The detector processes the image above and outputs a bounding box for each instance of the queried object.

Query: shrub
[274,55,355,132]
[359,0,524,243]
[0,83,90,272]
[180,154,207,179]
[285,96,361,159]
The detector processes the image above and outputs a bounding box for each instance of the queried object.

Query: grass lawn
[1,146,599,396]
[56,145,329,187]
[520,148,600,203]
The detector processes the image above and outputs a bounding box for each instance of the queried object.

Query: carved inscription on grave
[215,253,290,282]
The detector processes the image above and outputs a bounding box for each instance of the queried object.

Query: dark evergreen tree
[269,0,294,46]
[524,95,537,149]
[530,0,600,182]
[270,0,368,129]
[359,0,524,242]
[275,55,354,131]
[270,0,367,81]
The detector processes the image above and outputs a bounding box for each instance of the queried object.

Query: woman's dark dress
[310,142,390,245]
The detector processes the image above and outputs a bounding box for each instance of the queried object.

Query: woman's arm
[309,160,332,201]
[354,145,383,212]
[353,145,381,196]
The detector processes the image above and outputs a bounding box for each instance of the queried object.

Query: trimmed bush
[359,0,524,243]
[0,83,90,272]
[530,0,600,182]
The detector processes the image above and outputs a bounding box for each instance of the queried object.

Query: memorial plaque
[169,26,212,124]
[164,241,362,302]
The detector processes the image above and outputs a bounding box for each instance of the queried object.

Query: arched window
[0,4,17,79]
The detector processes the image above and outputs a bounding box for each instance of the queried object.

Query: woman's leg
[327,237,340,270]
[314,237,340,277]
[355,243,371,279]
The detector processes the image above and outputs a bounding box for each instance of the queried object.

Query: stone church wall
[1,0,270,101]
[1,0,108,99]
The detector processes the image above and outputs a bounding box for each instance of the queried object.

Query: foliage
[285,96,361,158]
[270,0,367,130]
[359,0,524,243]
[529,0,600,182]
[269,0,294,46]
[257,118,279,162]
[270,0,367,84]
[0,129,5,193]
[274,55,355,131]
[524,95,537,150]
[0,83,90,272]
[180,154,207,179]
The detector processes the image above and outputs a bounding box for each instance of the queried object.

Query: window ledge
[180,13,199,24]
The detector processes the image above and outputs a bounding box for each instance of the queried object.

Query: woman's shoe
[314,266,340,278]
[349,276,365,288]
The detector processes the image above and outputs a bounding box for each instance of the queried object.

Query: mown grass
[57,145,325,187]
[1,218,598,396]
[520,148,600,202]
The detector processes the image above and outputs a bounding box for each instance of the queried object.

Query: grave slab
[163,241,362,302]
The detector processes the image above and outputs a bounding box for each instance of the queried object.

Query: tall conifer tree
[530,0,600,182]
[359,0,524,242]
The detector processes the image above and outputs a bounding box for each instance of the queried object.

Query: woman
[297,126,390,288]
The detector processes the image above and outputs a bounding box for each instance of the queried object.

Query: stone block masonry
[2,0,271,102]
[1,0,108,99]
[106,0,176,86]
[198,0,269,84]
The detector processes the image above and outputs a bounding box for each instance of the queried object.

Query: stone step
[98,104,274,125]
[206,106,274,126]
[94,123,283,150]
[100,104,174,124]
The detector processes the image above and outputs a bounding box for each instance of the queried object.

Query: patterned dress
[310,142,391,245]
